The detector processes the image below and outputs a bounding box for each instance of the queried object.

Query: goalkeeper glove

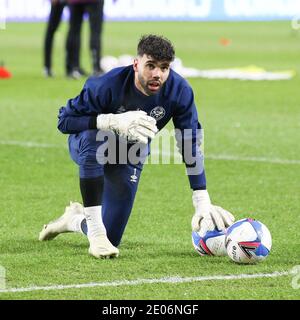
[191,190,235,236]
[97,111,158,144]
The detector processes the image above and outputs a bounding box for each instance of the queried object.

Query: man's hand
[191,190,235,236]
[97,111,158,144]
[191,190,213,233]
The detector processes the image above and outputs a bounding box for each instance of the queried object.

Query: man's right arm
[57,78,158,143]
[57,79,105,134]
[57,104,97,134]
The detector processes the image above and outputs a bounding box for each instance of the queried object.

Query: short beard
[138,74,157,96]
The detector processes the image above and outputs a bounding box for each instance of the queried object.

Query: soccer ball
[225,218,272,264]
[192,229,227,256]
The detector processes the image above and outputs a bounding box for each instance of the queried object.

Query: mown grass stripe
[1,140,299,165]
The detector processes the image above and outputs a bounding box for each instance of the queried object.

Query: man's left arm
[173,85,235,235]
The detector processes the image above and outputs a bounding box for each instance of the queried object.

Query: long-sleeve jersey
[58,65,206,190]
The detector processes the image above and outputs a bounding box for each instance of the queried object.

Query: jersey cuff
[88,116,97,130]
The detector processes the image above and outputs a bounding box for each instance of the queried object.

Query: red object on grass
[0,66,12,79]
[219,38,231,46]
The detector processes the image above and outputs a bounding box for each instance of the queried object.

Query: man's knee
[69,130,99,164]
[79,129,98,152]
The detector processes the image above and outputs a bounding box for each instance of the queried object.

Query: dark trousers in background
[44,1,67,71]
[66,0,104,74]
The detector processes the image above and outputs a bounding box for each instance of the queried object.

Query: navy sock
[79,176,104,207]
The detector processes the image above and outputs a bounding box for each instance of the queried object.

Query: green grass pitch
[0,21,299,299]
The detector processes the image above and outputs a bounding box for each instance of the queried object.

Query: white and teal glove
[191,190,235,236]
[97,111,158,144]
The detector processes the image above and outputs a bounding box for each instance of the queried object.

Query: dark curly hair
[137,34,175,62]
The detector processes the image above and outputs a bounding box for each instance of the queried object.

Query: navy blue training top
[58,65,206,190]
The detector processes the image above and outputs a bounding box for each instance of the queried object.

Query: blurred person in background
[43,0,69,77]
[66,0,105,79]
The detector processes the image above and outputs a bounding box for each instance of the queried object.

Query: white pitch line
[1,139,300,165]
[206,153,300,165]
[0,140,65,149]
[0,271,290,294]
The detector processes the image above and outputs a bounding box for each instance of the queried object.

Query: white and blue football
[225,218,272,264]
[192,229,227,256]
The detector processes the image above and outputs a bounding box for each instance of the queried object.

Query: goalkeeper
[39,35,235,258]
